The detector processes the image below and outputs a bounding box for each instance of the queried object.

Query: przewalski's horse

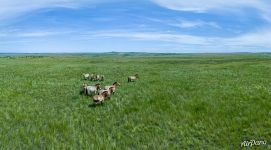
[92,90,110,105]
[81,83,101,96]
[104,82,120,94]
[82,73,95,80]
[128,74,139,82]
[82,73,90,80]
[91,74,104,81]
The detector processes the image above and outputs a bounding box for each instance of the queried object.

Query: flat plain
[0,53,270,149]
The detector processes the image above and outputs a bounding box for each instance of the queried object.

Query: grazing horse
[128,74,139,82]
[81,83,101,95]
[104,82,120,94]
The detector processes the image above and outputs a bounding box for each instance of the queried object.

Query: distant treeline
[0,52,271,58]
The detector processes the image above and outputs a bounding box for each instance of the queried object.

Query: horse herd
[80,73,139,105]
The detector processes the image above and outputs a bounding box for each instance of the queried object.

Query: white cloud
[227,29,271,47]
[171,20,220,29]
[0,0,101,20]
[18,31,71,37]
[152,0,268,12]
[0,0,270,52]
[0,29,73,38]
[92,31,206,44]
[149,0,271,51]
[1,29,271,52]
[176,20,201,28]
[152,0,271,22]
[89,29,271,52]
[143,16,221,30]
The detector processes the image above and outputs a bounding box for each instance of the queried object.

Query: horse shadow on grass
[88,103,105,108]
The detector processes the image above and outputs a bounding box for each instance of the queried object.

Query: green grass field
[0,54,270,149]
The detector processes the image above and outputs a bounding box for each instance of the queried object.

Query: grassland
[0,53,270,149]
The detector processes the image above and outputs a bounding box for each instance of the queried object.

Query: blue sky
[0,0,271,53]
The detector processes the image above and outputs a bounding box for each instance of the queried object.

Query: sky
[0,0,271,53]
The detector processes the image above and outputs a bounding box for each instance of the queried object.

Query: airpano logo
[241,140,267,147]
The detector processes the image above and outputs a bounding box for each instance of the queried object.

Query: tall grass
[0,54,270,149]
